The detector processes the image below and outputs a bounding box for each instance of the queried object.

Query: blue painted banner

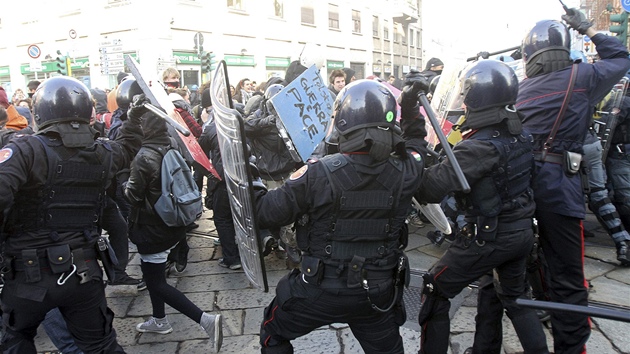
[270,65,334,161]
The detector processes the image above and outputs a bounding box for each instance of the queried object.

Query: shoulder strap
[541,63,578,161]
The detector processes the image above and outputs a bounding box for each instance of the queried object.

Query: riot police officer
[256,79,427,353]
[0,76,143,353]
[516,11,630,353]
[415,60,549,354]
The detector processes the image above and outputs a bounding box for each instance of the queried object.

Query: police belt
[12,247,97,272]
[533,152,563,165]
[468,218,532,243]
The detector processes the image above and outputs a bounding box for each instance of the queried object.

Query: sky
[422,0,582,61]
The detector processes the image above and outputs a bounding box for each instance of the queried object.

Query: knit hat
[201,88,212,108]
[425,58,444,70]
[342,67,356,81]
[117,71,129,84]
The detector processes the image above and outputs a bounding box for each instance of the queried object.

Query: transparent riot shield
[210,60,268,292]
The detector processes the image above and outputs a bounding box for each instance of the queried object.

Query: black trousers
[418,228,549,354]
[1,268,124,353]
[260,269,404,354]
[536,211,590,354]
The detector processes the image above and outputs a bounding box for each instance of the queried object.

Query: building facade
[0,0,421,95]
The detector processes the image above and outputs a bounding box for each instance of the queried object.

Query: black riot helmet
[325,79,401,160]
[522,20,571,63]
[116,77,143,111]
[460,60,518,112]
[32,76,93,130]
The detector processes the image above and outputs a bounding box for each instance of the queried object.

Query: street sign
[584,35,591,43]
[623,0,630,13]
[69,29,77,39]
[29,60,42,72]
[27,44,41,59]
[99,39,123,74]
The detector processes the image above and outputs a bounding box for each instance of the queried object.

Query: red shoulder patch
[0,148,13,164]
[290,165,308,180]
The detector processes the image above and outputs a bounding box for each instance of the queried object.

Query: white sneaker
[200,313,223,352]
[136,316,173,334]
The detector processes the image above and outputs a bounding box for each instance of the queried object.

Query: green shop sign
[0,66,9,77]
[173,51,201,65]
[327,61,344,69]
[224,55,255,66]
[265,57,290,67]
[19,52,138,74]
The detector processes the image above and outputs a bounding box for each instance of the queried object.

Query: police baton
[417,92,471,193]
[143,103,191,137]
[516,298,630,323]
[466,45,521,62]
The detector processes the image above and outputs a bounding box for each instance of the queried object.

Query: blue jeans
[584,137,630,243]
[42,308,83,354]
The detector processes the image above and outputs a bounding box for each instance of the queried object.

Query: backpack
[149,143,203,227]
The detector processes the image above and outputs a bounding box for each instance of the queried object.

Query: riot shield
[269,65,334,162]
[210,60,268,292]
[594,77,629,163]
[124,55,220,180]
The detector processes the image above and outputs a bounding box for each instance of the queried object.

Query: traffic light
[610,11,628,45]
[56,51,68,76]
[201,52,211,73]
[209,52,217,71]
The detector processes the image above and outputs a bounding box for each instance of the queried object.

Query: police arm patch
[410,151,422,162]
[290,165,308,180]
[0,148,13,164]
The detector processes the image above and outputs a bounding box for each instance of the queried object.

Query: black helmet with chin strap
[116,77,143,111]
[32,76,93,131]
[458,60,523,134]
[325,79,402,161]
[522,20,571,63]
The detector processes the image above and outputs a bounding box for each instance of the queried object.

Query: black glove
[404,69,427,86]
[562,8,592,35]
[477,51,490,59]
[510,48,522,60]
[127,94,150,123]
[398,81,429,110]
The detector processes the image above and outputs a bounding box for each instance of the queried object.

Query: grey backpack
[150,144,203,227]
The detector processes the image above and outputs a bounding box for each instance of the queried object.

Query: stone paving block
[33,324,56,352]
[187,246,214,262]
[449,306,477,333]
[168,259,231,277]
[584,257,617,280]
[219,309,244,336]
[114,316,145,347]
[407,249,440,271]
[136,313,218,344]
[589,276,630,307]
[593,318,630,353]
[339,326,421,354]
[586,328,619,354]
[127,291,216,317]
[188,234,218,248]
[123,342,180,353]
[107,295,134,317]
[292,328,341,353]
[217,288,277,310]
[585,245,619,265]
[417,243,449,259]
[244,307,265,335]
[176,273,252,292]
[105,283,140,298]
[264,269,292,285]
[449,332,474,354]
[606,266,630,285]
[408,230,434,250]
[180,335,261,354]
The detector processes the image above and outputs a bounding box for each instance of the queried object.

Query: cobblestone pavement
[34,209,630,353]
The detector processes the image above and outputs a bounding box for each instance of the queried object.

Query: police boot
[616,241,630,266]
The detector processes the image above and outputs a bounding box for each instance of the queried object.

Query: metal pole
[418,92,471,193]
[516,298,630,323]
